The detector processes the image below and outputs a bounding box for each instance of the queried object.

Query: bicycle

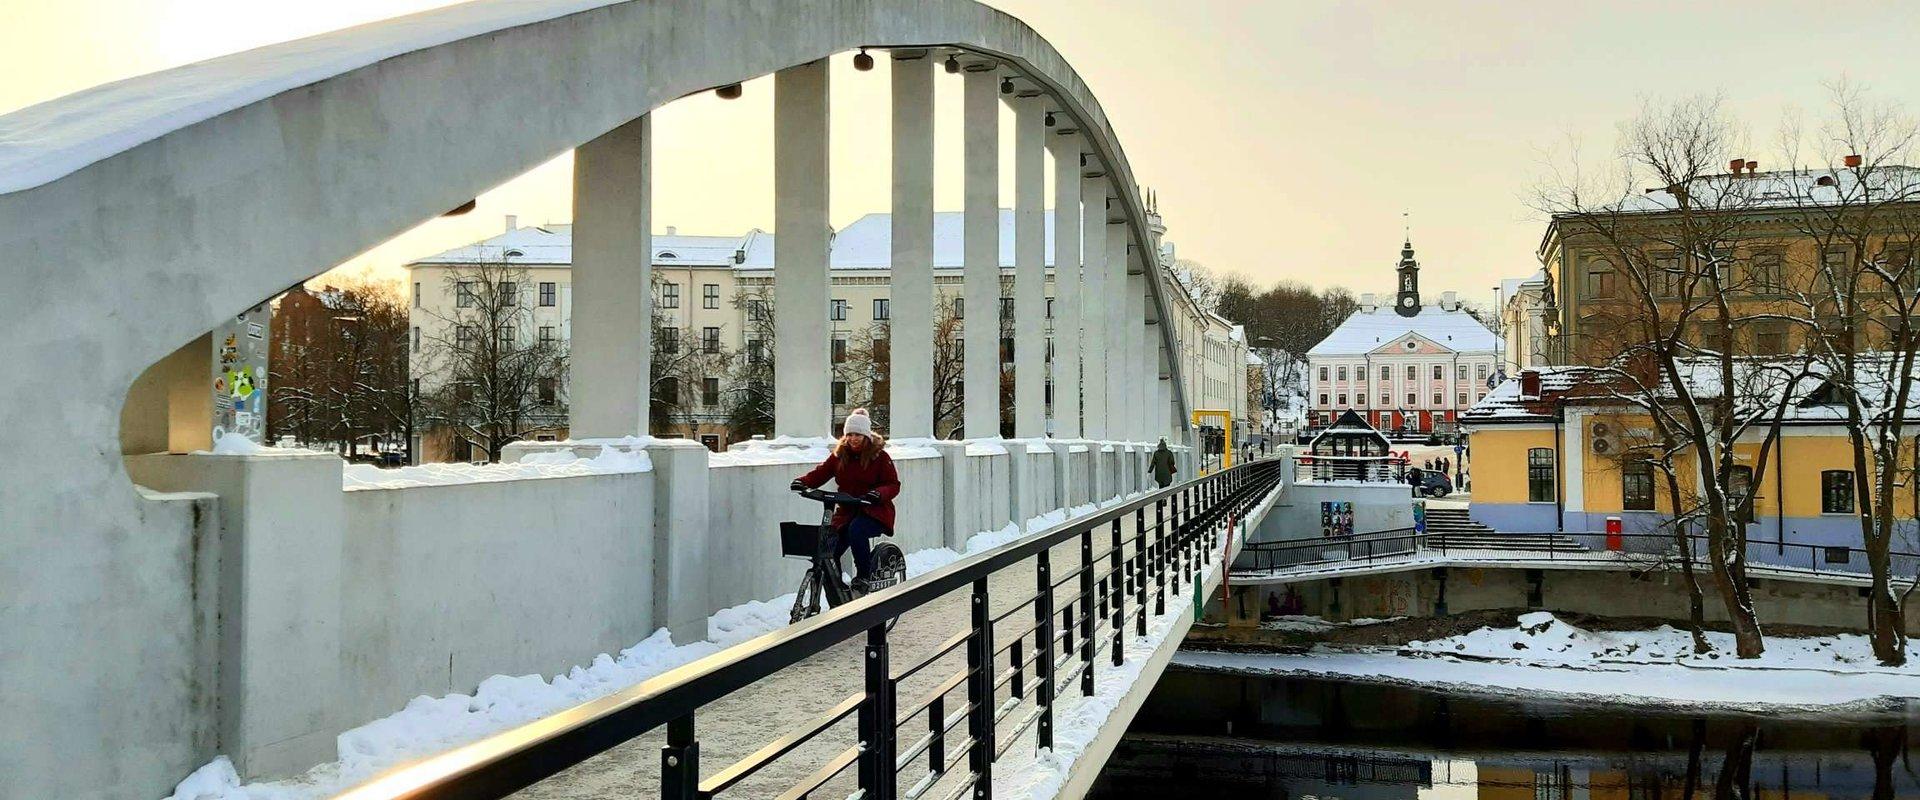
[783,487,908,625]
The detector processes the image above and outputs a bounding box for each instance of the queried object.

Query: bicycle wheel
[789,571,817,624]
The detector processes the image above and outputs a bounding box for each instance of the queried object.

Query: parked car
[1414,470,1452,498]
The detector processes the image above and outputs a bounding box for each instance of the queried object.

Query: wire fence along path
[333,460,1285,800]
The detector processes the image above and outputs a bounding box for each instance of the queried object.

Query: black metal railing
[1236,528,1920,580]
[335,459,1285,800]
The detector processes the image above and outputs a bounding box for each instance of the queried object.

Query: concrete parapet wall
[1255,482,1413,543]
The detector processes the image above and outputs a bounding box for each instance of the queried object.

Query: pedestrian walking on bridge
[1150,438,1178,488]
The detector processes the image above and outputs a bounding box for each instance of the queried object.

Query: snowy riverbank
[1176,612,1920,712]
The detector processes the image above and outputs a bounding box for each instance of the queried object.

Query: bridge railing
[1237,529,1920,580]
[335,459,1285,800]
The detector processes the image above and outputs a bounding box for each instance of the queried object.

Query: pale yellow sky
[7,0,1920,305]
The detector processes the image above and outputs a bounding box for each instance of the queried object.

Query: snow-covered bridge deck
[335,462,1283,800]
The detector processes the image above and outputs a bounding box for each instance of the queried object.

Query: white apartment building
[1306,239,1499,434]
[409,212,1250,454]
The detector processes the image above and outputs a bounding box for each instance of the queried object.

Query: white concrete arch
[0,1,1189,795]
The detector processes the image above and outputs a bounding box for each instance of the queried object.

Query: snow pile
[1408,611,1916,669]
[340,446,650,491]
[1261,615,1337,633]
[193,433,325,457]
[708,437,835,468]
[965,440,1011,456]
[1179,611,1920,711]
[164,498,1116,800]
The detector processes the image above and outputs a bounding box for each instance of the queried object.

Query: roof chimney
[1360,292,1377,311]
[1745,159,1758,174]
[666,226,678,236]
[1729,159,1745,176]
[505,214,518,232]
[1442,290,1458,310]
[1845,154,1864,168]
[1519,369,1542,398]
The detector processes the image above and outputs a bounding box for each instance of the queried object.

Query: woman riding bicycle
[789,408,900,590]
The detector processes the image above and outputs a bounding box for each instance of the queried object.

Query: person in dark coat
[1149,438,1178,488]
[792,408,900,586]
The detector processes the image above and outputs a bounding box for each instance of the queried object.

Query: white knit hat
[843,408,873,437]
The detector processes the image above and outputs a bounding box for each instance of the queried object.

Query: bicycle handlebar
[795,487,875,507]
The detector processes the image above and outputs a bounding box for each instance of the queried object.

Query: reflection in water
[1088,668,1919,800]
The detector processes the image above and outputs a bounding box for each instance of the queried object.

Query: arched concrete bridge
[0,1,1249,798]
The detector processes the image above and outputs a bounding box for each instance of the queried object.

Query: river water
[1089,667,1918,799]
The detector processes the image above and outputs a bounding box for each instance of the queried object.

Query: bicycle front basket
[780,521,826,558]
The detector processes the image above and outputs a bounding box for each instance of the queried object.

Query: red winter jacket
[796,449,901,531]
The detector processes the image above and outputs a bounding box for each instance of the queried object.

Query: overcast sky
[7,1,1920,305]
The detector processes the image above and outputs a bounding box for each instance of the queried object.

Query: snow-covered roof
[1308,305,1499,357]
[1599,166,1920,215]
[1464,356,1920,425]
[1500,269,1546,300]
[1461,366,1607,423]
[407,210,1059,271]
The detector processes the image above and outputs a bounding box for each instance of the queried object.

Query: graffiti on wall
[212,302,271,444]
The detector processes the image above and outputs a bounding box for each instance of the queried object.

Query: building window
[1045,297,1055,319]
[538,377,557,406]
[703,283,719,309]
[456,324,477,344]
[1001,337,1015,364]
[1755,322,1786,354]
[830,299,848,321]
[661,283,680,308]
[702,327,721,354]
[1000,297,1014,318]
[413,282,421,308]
[1433,392,1443,405]
[1528,448,1556,503]
[1457,364,1468,380]
[456,281,476,308]
[1748,251,1784,294]
[952,297,963,319]
[702,377,720,407]
[1318,393,1329,406]
[831,337,848,364]
[497,325,514,346]
[866,298,890,321]
[1406,392,1416,406]
[659,327,679,353]
[1476,364,1488,382]
[1319,366,1329,381]
[540,282,557,307]
[1336,393,1347,406]
[747,338,765,364]
[411,326,420,352]
[1045,338,1054,361]
[1456,392,1467,406]
[831,380,848,405]
[1045,380,1054,407]
[700,434,721,452]
[498,282,516,305]
[1622,463,1654,511]
[1432,365,1443,380]
[1406,365,1417,381]
[1585,266,1615,299]
[1380,393,1389,405]
[1822,470,1855,513]
[1337,366,1348,381]
[659,376,678,404]
[749,299,769,321]
[539,326,555,344]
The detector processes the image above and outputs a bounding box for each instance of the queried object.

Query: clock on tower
[1394,238,1421,317]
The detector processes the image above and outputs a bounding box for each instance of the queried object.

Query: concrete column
[1106,222,1130,442]
[643,438,711,643]
[775,60,831,438]
[1049,134,1083,440]
[962,68,1000,439]
[890,52,936,439]
[1079,175,1108,440]
[570,115,651,438]
[1013,95,1046,439]
[1130,260,1151,442]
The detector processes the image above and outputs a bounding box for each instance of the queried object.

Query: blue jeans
[836,513,887,580]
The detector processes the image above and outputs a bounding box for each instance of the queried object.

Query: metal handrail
[1234,527,1920,577]
[334,457,1284,800]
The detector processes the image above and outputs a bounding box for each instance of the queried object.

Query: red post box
[1605,516,1623,551]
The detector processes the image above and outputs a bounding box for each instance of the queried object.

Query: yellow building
[1461,363,1916,569]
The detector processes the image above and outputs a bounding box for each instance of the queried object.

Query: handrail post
[860,624,896,800]
[1110,514,1125,667]
[1079,528,1096,696]
[928,695,946,779]
[967,578,994,799]
[1034,551,1055,750]
[661,713,699,800]
[1152,505,1166,617]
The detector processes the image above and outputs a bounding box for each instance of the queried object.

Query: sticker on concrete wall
[213,301,272,445]
[1321,501,1353,538]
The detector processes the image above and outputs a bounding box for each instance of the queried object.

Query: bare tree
[651,283,735,438]
[267,278,415,460]
[724,286,776,440]
[418,259,568,462]
[1779,81,1920,664]
[1534,94,1813,657]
